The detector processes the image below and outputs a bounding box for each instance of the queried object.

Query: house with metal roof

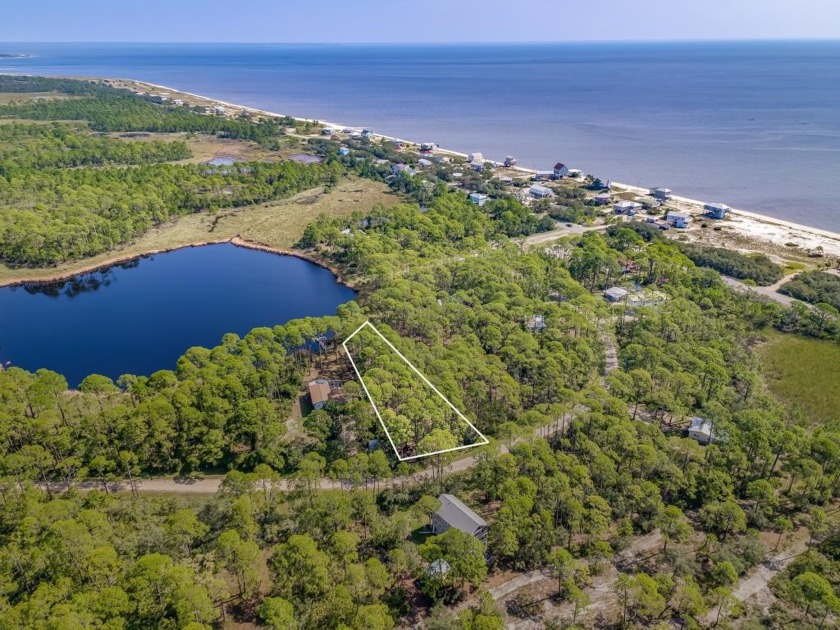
[604,286,630,303]
[705,202,730,219]
[666,210,692,228]
[614,200,642,215]
[529,184,553,199]
[688,417,714,445]
[431,494,488,542]
[308,378,331,410]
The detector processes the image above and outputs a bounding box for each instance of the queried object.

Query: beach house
[338,147,350,156]
[308,378,331,410]
[593,193,612,205]
[687,417,714,445]
[469,192,489,207]
[614,200,642,215]
[666,210,692,228]
[504,155,518,167]
[652,187,673,201]
[431,494,489,543]
[529,184,553,199]
[361,129,374,139]
[553,162,570,178]
[705,202,730,219]
[420,142,437,152]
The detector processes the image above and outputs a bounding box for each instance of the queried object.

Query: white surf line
[342,320,489,462]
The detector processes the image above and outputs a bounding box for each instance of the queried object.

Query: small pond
[0,243,356,386]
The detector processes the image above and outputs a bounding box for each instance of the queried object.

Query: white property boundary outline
[342,320,489,462]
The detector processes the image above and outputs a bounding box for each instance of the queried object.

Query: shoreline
[0,236,353,290]
[104,77,840,255]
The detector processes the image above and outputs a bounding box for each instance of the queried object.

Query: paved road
[721,276,800,307]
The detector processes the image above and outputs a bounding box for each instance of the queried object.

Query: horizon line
[2,37,840,46]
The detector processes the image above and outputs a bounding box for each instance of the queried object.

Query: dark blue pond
[0,243,356,387]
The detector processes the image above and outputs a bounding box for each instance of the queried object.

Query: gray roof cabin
[431,494,488,542]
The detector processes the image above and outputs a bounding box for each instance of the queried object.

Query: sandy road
[43,413,573,496]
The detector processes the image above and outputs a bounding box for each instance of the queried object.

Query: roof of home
[530,184,552,195]
[605,286,629,298]
[436,494,487,533]
[689,416,713,433]
[705,202,730,210]
[308,378,331,406]
[667,210,691,219]
[554,162,566,170]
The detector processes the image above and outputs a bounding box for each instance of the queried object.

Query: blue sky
[3,0,839,43]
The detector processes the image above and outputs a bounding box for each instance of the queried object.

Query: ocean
[1,41,839,230]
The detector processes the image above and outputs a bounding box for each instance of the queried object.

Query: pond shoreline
[0,237,353,290]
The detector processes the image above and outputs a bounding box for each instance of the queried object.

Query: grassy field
[758,329,840,425]
[0,176,399,286]
[0,92,76,104]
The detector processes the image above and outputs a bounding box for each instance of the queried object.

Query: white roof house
[652,187,673,200]
[469,192,489,207]
[604,286,630,302]
[468,152,484,163]
[593,193,612,205]
[529,184,553,199]
[705,202,730,219]
[614,200,642,215]
[426,558,451,577]
[666,210,692,228]
[431,494,488,542]
[688,417,714,445]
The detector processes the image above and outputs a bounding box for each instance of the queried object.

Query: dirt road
[44,410,574,496]
[703,533,809,623]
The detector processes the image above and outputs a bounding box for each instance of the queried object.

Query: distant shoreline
[0,237,352,290]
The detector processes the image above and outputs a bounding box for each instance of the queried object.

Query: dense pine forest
[0,76,839,629]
